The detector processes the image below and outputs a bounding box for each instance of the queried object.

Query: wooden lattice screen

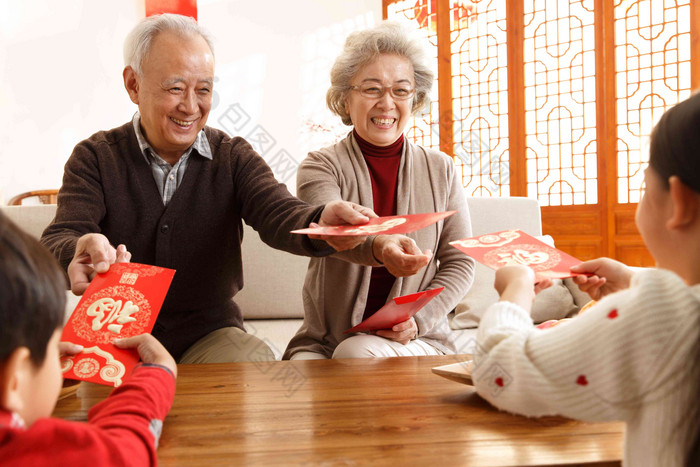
[384,0,698,265]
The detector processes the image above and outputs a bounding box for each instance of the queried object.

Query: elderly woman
[283,22,475,360]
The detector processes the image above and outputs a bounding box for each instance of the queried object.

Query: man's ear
[667,175,700,230]
[0,347,31,415]
[123,66,140,105]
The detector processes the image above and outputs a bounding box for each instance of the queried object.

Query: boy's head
[0,211,67,425]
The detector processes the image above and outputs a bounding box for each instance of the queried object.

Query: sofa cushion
[1,205,57,239]
[244,319,303,359]
[236,223,308,320]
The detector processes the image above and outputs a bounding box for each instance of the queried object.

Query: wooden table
[53,355,624,466]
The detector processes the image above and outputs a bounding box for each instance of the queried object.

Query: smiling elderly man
[41,14,373,364]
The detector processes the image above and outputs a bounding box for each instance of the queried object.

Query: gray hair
[123,13,215,76]
[327,21,434,126]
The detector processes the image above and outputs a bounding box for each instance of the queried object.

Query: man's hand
[376,317,418,345]
[311,200,378,251]
[67,233,131,295]
[114,334,177,379]
[570,257,633,300]
[372,234,431,277]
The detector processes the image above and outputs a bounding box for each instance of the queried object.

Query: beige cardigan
[283,133,475,359]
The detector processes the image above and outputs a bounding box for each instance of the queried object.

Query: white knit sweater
[474,268,700,466]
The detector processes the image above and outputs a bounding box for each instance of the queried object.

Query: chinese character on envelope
[450,229,585,282]
[60,263,175,387]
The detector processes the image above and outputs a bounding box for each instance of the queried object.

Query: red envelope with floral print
[60,263,175,387]
[344,287,444,333]
[450,229,585,282]
[291,211,456,236]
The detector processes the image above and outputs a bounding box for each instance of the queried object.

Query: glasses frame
[349,83,416,101]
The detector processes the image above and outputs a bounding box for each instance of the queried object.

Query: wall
[0,0,382,202]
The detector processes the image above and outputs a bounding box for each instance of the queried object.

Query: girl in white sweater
[473,92,700,467]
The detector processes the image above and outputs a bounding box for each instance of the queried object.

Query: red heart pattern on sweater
[576,375,588,386]
[495,377,504,387]
[608,309,618,319]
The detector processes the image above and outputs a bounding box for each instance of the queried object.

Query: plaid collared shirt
[132,113,213,206]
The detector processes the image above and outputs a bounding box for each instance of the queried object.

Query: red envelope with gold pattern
[291,211,456,236]
[60,263,175,387]
[450,229,585,282]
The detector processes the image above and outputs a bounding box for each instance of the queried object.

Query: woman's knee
[333,335,384,359]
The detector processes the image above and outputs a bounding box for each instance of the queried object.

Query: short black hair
[649,91,700,194]
[0,211,66,366]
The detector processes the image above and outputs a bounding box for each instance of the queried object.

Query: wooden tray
[431,360,474,386]
[59,379,81,400]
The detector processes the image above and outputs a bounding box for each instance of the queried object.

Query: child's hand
[59,341,84,357]
[114,334,177,378]
[534,277,554,294]
[494,265,535,294]
[571,258,633,300]
[494,265,537,313]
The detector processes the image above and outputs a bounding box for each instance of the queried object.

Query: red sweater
[0,364,175,466]
[354,131,404,320]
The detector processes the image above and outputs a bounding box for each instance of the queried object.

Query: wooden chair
[8,189,59,206]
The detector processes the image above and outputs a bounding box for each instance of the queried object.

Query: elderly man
[41,14,373,363]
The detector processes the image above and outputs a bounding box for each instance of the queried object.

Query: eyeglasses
[349,83,416,100]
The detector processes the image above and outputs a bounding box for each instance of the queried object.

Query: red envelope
[291,211,456,236]
[60,263,175,387]
[450,229,585,282]
[344,287,444,333]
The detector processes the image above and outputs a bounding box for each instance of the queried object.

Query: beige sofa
[1,197,590,359]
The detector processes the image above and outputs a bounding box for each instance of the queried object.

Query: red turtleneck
[354,130,404,320]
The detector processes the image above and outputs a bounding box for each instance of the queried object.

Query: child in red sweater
[0,211,177,466]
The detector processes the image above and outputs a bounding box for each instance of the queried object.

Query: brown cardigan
[42,122,327,359]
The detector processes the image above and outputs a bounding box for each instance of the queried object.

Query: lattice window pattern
[385,0,694,209]
[523,0,598,206]
[450,0,510,197]
[387,1,441,151]
[615,0,692,203]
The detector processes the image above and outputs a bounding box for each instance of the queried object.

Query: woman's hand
[376,317,418,345]
[372,234,431,277]
[570,258,633,300]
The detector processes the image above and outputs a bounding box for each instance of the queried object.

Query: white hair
[327,21,434,126]
[123,13,215,75]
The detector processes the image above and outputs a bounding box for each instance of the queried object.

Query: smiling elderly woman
[283,21,475,360]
